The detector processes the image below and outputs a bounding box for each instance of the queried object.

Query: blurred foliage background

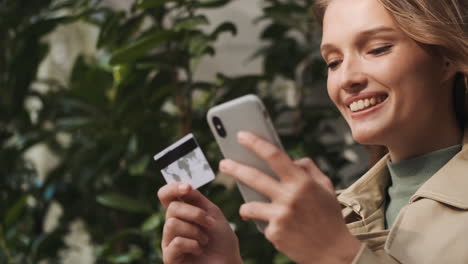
[0,0,364,263]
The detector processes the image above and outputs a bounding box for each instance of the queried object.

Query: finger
[237,131,299,180]
[158,183,218,213]
[162,217,209,248]
[294,158,319,174]
[219,159,281,198]
[163,237,202,263]
[158,183,192,208]
[294,158,334,190]
[166,201,215,229]
[239,201,277,222]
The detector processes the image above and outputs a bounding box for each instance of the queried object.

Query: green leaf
[107,247,143,263]
[189,35,211,57]
[30,232,64,261]
[112,64,131,86]
[149,84,176,105]
[96,193,153,213]
[188,35,215,71]
[25,16,76,37]
[109,30,178,65]
[210,21,237,40]
[260,23,289,40]
[193,0,231,8]
[141,212,164,232]
[96,228,144,257]
[56,117,91,130]
[174,15,209,31]
[258,3,308,29]
[3,195,28,229]
[136,0,174,9]
[96,11,123,48]
[116,15,146,45]
[135,62,163,70]
[70,56,113,106]
[129,155,150,176]
[108,64,133,102]
[264,3,305,15]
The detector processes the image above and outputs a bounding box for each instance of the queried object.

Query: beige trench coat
[338,130,468,263]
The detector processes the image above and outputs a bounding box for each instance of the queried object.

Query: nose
[338,56,367,94]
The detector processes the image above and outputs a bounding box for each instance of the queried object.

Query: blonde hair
[313,0,468,126]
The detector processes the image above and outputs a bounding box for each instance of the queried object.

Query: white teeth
[357,100,364,110]
[349,96,385,112]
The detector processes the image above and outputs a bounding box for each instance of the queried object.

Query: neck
[387,77,464,162]
[388,121,462,162]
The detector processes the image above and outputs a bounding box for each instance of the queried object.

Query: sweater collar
[387,144,461,190]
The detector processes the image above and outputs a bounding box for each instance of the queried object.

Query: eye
[327,60,342,70]
[368,45,393,55]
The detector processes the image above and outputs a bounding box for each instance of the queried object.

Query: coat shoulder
[386,198,468,264]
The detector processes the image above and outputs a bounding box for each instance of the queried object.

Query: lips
[346,93,388,113]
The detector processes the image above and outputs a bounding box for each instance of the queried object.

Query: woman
[158,0,468,263]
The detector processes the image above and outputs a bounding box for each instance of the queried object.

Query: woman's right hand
[158,182,242,264]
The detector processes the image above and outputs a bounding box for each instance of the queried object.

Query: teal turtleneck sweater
[385,144,462,229]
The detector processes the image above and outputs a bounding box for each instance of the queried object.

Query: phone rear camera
[212,116,227,138]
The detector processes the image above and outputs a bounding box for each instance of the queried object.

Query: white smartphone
[207,94,284,232]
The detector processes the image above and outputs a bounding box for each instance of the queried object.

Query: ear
[442,59,458,83]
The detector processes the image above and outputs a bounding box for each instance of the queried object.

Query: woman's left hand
[219,131,361,264]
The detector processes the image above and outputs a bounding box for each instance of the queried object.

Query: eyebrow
[320,26,397,54]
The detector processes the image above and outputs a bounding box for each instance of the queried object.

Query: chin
[349,125,386,146]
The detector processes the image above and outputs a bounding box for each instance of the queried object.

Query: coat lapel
[409,133,468,208]
[385,130,468,263]
[338,155,390,234]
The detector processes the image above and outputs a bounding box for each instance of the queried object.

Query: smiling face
[321,0,458,158]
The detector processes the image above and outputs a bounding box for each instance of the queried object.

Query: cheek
[326,76,340,106]
[365,53,406,88]
[372,45,443,96]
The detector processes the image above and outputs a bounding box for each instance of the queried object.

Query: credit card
[154,134,215,189]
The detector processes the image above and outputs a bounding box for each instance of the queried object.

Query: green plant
[0,0,88,262]
[251,0,348,184]
[1,0,357,263]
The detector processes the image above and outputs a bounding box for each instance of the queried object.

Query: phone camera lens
[212,116,227,138]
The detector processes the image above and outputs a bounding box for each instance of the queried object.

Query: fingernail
[178,183,190,192]
[237,131,250,144]
[219,159,231,171]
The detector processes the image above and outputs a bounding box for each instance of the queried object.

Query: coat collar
[338,129,468,220]
[337,154,390,220]
[410,130,468,209]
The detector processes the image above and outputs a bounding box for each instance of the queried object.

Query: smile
[348,94,388,112]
